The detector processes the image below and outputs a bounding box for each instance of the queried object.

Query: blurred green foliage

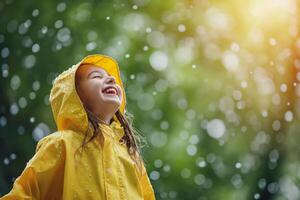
[1,0,300,199]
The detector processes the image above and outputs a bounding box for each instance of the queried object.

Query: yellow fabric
[0,54,156,200]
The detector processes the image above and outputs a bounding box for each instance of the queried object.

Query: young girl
[0,54,156,199]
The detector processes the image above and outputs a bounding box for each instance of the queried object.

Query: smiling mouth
[102,86,119,97]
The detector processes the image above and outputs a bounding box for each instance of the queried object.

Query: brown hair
[74,63,147,175]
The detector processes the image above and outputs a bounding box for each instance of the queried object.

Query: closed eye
[93,75,103,79]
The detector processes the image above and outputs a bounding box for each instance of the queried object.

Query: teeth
[104,87,117,95]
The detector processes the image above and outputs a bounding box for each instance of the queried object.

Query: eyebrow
[87,70,109,78]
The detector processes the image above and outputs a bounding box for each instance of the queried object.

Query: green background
[1,0,300,199]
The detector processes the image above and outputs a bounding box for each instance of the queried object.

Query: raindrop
[22,36,33,48]
[269,38,277,46]
[1,47,9,58]
[280,83,287,92]
[149,50,168,71]
[10,153,16,160]
[189,134,199,144]
[18,97,27,108]
[150,170,160,180]
[2,64,9,78]
[10,103,19,115]
[272,120,281,131]
[3,158,10,165]
[125,53,130,58]
[186,145,197,156]
[241,81,248,88]
[32,43,40,53]
[235,162,242,169]
[231,174,243,188]
[10,75,21,90]
[206,153,217,163]
[54,20,64,29]
[147,31,165,48]
[18,19,31,35]
[32,9,39,17]
[122,13,145,32]
[28,92,36,100]
[106,16,110,20]
[160,121,169,130]
[177,24,186,32]
[132,5,138,10]
[143,46,149,51]
[150,131,167,148]
[261,109,268,117]
[23,55,36,69]
[154,79,168,92]
[41,26,48,34]
[163,165,171,172]
[56,2,66,12]
[232,90,242,100]
[32,81,40,91]
[196,158,207,168]
[254,193,260,199]
[32,122,51,141]
[194,174,206,185]
[0,116,7,126]
[86,42,97,51]
[30,117,35,123]
[129,74,135,80]
[230,42,240,52]
[177,98,187,109]
[206,119,226,139]
[222,50,239,72]
[154,159,163,168]
[258,178,267,189]
[56,27,71,43]
[146,27,152,33]
[284,110,293,122]
[267,182,279,194]
[269,149,279,163]
[18,126,25,135]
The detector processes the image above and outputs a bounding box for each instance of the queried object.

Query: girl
[0,54,156,200]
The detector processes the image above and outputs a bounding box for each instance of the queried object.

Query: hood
[49,54,126,139]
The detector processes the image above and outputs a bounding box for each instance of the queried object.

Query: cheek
[80,82,101,102]
[118,87,123,101]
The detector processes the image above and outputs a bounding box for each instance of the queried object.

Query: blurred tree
[1,0,300,199]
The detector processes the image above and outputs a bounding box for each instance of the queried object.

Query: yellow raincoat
[0,54,156,200]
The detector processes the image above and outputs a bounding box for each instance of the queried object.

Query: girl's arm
[0,134,65,200]
[139,162,156,200]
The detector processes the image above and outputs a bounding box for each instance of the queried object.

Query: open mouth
[102,86,118,96]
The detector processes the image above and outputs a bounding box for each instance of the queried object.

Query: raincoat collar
[49,54,126,140]
[100,120,125,141]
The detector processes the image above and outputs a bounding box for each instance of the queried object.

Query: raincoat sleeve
[0,135,65,200]
[139,162,156,200]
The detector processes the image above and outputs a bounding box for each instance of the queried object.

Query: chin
[103,98,121,107]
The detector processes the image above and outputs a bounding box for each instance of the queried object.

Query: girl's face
[75,64,123,119]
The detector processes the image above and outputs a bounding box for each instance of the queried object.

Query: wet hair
[74,63,147,175]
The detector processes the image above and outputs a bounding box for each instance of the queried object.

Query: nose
[105,75,116,84]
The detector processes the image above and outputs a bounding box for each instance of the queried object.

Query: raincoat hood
[49,54,127,136]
